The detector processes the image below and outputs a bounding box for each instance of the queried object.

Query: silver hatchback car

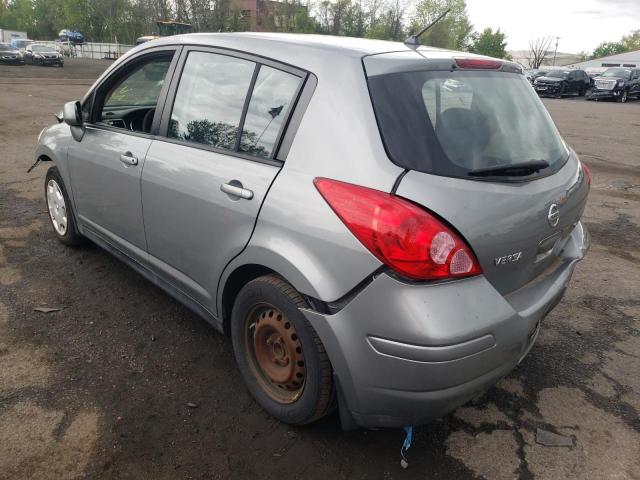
[36,33,590,429]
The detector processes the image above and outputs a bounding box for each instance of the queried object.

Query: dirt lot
[1,58,639,479]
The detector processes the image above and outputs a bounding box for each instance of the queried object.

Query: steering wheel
[142,108,155,133]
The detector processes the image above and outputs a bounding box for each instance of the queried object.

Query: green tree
[468,27,511,59]
[592,30,640,59]
[592,41,625,59]
[409,0,472,50]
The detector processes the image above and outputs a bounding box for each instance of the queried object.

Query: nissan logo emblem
[548,204,560,227]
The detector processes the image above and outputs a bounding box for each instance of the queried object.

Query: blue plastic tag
[402,426,413,451]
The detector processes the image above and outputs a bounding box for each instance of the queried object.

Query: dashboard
[101,106,154,133]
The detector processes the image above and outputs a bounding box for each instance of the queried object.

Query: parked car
[10,38,33,52]
[35,33,591,429]
[525,69,548,84]
[534,69,590,97]
[588,67,640,103]
[24,43,64,67]
[0,42,24,65]
[58,29,84,44]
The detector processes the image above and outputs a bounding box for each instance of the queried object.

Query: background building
[565,49,640,69]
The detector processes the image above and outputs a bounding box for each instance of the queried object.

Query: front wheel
[231,275,334,425]
[617,90,628,103]
[44,166,84,246]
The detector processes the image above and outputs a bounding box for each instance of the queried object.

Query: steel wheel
[46,179,68,236]
[244,303,306,404]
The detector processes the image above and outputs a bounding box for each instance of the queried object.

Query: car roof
[139,32,483,72]
[175,32,453,55]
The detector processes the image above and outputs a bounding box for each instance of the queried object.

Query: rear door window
[168,52,255,150]
[167,52,302,159]
[366,69,568,180]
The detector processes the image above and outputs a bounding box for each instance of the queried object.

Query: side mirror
[63,101,82,127]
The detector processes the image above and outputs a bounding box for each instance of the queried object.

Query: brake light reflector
[455,58,503,70]
[313,178,482,281]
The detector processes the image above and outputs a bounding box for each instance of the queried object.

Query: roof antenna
[404,8,450,48]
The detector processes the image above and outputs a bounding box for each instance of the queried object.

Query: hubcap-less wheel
[245,303,306,403]
[46,179,68,235]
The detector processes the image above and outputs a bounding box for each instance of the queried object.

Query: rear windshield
[367,70,568,180]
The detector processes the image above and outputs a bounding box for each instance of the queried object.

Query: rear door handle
[119,152,138,166]
[221,182,253,200]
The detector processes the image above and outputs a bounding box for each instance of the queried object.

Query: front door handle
[120,152,138,166]
[221,182,253,200]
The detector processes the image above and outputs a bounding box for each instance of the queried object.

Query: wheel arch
[218,254,333,336]
[220,264,277,335]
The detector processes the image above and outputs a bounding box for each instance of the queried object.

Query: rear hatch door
[395,163,588,294]
[364,52,589,294]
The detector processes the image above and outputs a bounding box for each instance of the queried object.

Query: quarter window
[240,66,301,158]
[168,51,255,150]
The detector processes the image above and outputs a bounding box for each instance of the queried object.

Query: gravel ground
[1,58,639,480]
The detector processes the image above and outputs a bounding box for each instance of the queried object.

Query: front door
[68,50,176,259]
[141,49,304,314]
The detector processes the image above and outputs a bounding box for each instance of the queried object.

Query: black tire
[44,166,84,246]
[231,275,334,425]
[617,90,628,103]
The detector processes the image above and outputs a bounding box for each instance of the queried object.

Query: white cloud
[465,0,639,53]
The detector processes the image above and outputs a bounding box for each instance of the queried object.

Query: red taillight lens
[313,178,482,281]
[455,58,503,70]
[581,161,592,187]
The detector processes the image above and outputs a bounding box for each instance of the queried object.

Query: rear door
[365,55,590,295]
[141,47,305,314]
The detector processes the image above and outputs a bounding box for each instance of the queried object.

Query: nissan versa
[35,33,590,429]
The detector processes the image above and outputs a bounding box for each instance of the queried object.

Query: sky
[465,0,640,54]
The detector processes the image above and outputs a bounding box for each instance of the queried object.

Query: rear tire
[44,166,84,246]
[231,275,334,425]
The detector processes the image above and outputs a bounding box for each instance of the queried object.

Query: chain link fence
[35,41,135,60]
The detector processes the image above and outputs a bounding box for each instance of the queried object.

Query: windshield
[367,70,568,180]
[32,45,55,53]
[546,70,569,78]
[601,68,631,79]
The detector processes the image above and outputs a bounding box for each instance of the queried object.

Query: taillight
[313,178,482,281]
[455,58,503,70]
[581,161,592,187]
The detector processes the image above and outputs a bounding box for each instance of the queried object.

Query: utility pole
[553,36,560,66]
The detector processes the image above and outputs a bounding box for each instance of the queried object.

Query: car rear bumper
[303,222,589,428]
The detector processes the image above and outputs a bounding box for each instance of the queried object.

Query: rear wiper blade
[468,160,550,177]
